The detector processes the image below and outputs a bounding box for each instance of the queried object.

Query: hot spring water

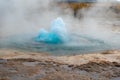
[0,18,119,55]
[35,18,69,44]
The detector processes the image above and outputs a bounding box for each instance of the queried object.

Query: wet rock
[113,62,120,67]
[101,50,119,54]
[0,59,7,64]
[0,51,120,80]
[112,77,120,80]
[0,77,10,80]
[59,64,72,71]
[22,62,39,67]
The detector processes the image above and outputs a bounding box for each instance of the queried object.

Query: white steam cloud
[0,0,120,47]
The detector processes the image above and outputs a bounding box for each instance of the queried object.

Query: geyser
[35,17,69,44]
[0,0,119,55]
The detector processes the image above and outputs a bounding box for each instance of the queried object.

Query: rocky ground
[0,49,120,80]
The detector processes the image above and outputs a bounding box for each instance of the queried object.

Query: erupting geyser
[35,17,69,44]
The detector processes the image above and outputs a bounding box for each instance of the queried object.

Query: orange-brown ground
[0,49,120,80]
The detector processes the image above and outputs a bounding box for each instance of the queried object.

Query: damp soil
[0,58,120,80]
[0,50,120,80]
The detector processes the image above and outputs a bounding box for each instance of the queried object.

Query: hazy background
[0,0,120,46]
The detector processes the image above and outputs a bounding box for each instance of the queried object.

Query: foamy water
[0,33,119,56]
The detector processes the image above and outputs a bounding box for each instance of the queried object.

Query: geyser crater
[0,17,112,55]
[35,17,69,44]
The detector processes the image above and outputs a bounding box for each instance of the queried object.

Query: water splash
[35,17,69,44]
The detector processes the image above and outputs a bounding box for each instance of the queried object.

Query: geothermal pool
[0,33,119,56]
[1,26,120,56]
[0,18,120,56]
[0,0,120,56]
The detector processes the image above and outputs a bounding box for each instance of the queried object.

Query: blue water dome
[35,17,69,44]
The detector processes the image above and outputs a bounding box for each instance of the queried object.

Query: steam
[76,0,120,45]
[0,0,58,36]
[0,0,120,48]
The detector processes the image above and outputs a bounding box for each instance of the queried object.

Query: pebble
[0,59,7,63]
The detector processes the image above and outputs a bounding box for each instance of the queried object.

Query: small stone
[0,59,7,64]
[22,62,39,67]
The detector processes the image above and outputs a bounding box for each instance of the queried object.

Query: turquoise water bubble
[35,17,69,44]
